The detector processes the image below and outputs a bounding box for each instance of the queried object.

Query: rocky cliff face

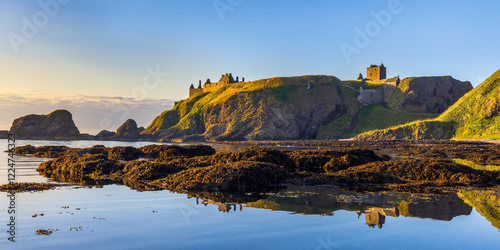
[114,119,145,140]
[146,76,362,141]
[358,69,500,140]
[146,75,475,141]
[391,76,472,113]
[9,109,81,139]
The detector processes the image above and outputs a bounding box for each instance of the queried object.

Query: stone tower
[189,80,203,97]
[366,63,386,81]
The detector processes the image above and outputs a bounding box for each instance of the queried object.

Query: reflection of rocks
[246,186,473,228]
[190,196,243,213]
[398,194,472,221]
[458,189,500,230]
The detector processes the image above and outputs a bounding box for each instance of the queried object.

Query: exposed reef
[12,141,500,195]
[0,182,67,193]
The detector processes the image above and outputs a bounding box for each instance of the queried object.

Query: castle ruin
[189,73,245,97]
[356,63,400,104]
[366,63,386,81]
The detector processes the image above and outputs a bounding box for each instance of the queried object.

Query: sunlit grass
[453,158,500,171]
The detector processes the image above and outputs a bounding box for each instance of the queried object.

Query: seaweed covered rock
[286,150,333,172]
[210,147,296,171]
[345,159,498,186]
[12,145,69,158]
[37,153,122,179]
[157,156,212,169]
[108,146,144,161]
[160,161,288,193]
[31,146,70,158]
[122,160,181,181]
[12,145,37,155]
[287,148,389,173]
[140,144,215,158]
[73,145,108,155]
[333,170,404,185]
[323,149,390,173]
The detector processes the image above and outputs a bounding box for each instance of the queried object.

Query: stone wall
[357,87,384,104]
[189,88,203,97]
[383,84,397,103]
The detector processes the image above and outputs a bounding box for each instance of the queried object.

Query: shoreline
[4,141,499,199]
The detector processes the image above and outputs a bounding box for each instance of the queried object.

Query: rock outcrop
[144,75,473,141]
[114,119,144,140]
[146,76,362,141]
[390,76,473,113]
[9,109,81,140]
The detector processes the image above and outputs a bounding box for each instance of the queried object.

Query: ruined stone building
[189,73,245,97]
[366,63,387,81]
[356,63,400,104]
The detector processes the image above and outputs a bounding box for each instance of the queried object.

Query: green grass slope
[143,75,363,140]
[357,69,500,140]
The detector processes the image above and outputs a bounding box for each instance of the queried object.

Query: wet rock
[12,145,37,155]
[287,148,389,173]
[38,153,122,179]
[160,161,289,193]
[122,160,181,181]
[108,146,144,161]
[12,145,70,158]
[210,147,296,171]
[157,156,212,169]
[0,182,65,193]
[31,146,70,158]
[347,159,498,186]
[74,145,108,155]
[140,144,215,158]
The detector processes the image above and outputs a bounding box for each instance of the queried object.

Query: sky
[1,0,499,134]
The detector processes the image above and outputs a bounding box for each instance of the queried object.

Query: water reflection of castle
[244,186,473,229]
[362,207,399,229]
[194,196,242,213]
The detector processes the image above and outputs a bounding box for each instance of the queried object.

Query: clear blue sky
[1,0,499,132]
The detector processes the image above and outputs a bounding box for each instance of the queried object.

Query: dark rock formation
[394,76,473,113]
[108,146,144,161]
[33,144,500,194]
[95,130,116,140]
[139,144,215,158]
[38,153,122,179]
[160,161,289,193]
[0,130,8,139]
[9,109,81,139]
[114,119,144,140]
[148,76,361,141]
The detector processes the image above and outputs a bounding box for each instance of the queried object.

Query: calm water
[1,140,499,249]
